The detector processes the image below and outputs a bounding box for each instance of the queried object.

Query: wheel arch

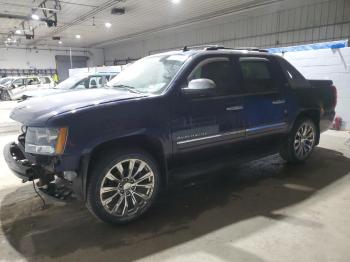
[293,109,321,144]
[83,134,168,200]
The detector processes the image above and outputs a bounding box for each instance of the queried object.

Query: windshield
[54,74,87,90]
[107,54,189,94]
[0,78,12,86]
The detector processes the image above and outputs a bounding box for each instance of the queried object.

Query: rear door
[39,77,54,88]
[238,56,288,137]
[25,77,41,91]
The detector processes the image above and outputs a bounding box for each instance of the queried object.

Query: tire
[0,90,11,101]
[280,118,317,163]
[86,149,161,224]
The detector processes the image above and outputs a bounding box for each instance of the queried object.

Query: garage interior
[0,0,350,261]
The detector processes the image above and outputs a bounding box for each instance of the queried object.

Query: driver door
[170,56,245,167]
[9,78,25,97]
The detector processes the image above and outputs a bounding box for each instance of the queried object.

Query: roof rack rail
[182,45,269,53]
[205,46,269,52]
[233,47,269,53]
[183,44,223,51]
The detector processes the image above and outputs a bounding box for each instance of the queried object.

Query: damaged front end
[3,132,75,200]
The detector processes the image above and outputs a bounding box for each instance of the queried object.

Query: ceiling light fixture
[171,0,181,4]
[58,41,63,44]
[111,7,125,15]
[31,13,40,20]
[105,22,112,28]
[75,34,81,39]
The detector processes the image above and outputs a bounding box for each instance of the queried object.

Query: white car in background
[0,76,55,101]
[21,72,118,100]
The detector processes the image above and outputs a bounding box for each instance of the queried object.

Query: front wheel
[280,118,317,163]
[86,149,160,224]
[0,90,11,101]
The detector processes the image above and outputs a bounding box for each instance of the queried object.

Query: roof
[151,46,274,58]
[93,72,119,76]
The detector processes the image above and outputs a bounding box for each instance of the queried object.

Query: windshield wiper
[112,84,142,94]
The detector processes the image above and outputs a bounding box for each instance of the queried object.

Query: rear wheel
[86,149,160,224]
[280,118,317,163]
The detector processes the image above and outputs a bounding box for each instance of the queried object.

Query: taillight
[332,85,337,107]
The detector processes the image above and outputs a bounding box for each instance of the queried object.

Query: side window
[239,58,275,93]
[12,79,24,87]
[75,78,88,89]
[277,58,309,88]
[40,77,51,84]
[188,58,236,95]
[89,76,103,88]
[26,77,39,86]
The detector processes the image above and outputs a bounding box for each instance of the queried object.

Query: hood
[0,84,11,90]
[10,88,145,125]
[23,88,66,98]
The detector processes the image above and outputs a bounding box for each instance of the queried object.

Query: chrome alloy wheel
[99,159,155,217]
[294,122,315,160]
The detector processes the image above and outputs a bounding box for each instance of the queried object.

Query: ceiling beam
[92,0,283,48]
[31,0,126,45]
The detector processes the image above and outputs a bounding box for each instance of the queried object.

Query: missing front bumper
[3,142,38,182]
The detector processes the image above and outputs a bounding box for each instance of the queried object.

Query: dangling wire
[32,181,46,209]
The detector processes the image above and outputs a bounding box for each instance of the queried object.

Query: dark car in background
[21,72,118,100]
[4,47,336,224]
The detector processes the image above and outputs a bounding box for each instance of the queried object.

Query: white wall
[283,47,350,130]
[103,0,350,63]
[0,47,104,70]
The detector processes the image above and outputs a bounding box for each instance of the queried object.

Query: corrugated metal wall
[104,0,350,63]
[283,47,350,129]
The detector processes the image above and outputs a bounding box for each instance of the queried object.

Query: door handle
[226,106,244,111]
[272,99,286,105]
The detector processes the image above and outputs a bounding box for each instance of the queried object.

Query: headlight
[25,127,68,155]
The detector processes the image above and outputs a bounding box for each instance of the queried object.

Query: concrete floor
[0,101,350,262]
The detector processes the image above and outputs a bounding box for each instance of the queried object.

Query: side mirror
[182,78,216,96]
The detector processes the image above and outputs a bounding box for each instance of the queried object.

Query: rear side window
[277,57,309,88]
[40,77,51,84]
[26,77,39,85]
[239,58,275,93]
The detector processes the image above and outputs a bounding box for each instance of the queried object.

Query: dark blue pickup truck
[4,46,336,224]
